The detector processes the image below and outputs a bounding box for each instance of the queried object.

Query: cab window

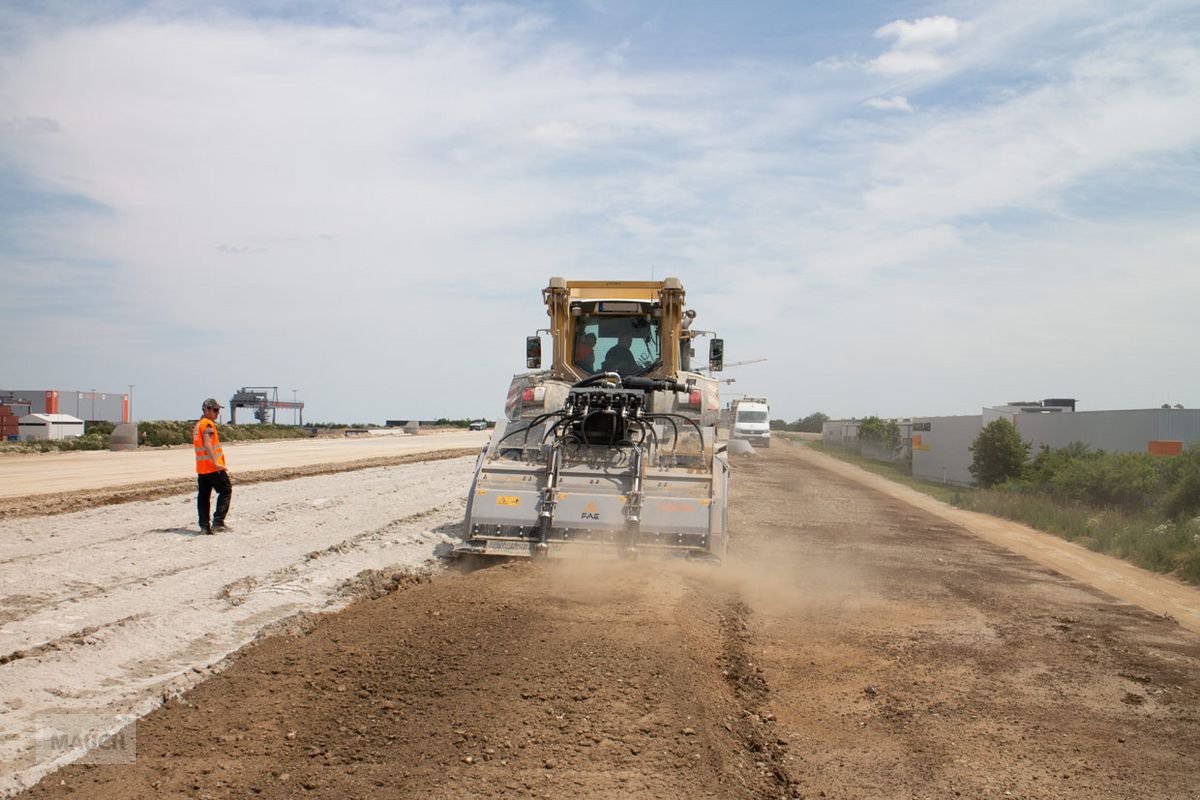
[576,314,660,376]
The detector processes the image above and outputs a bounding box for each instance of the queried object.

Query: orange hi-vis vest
[193,417,226,474]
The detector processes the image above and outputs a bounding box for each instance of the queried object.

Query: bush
[137,420,310,447]
[218,423,309,442]
[1049,452,1173,512]
[1025,443,1190,514]
[1163,447,1200,519]
[969,419,1030,488]
[858,416,901,450]
[1026,441,1097,487]
[86,420,116,436]
[139,420,193,447]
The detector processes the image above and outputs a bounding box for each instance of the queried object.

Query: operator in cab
[601,332,639,376]
[574,331,597,374]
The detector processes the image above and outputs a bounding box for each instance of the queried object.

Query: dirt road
[0,431,488,519]
[14,441,1200,799]
[0,430,488,499]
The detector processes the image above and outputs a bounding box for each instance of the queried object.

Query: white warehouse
[18,413,85,441]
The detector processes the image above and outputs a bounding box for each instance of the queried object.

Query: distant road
[0,430,488,498]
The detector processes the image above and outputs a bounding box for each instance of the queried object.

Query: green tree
[796,412,830,433]
[969,419,1030,488]
[858,416,900,451]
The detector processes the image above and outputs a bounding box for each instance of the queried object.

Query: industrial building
[18,413,85,441]
[824,400,1200,487]
[0,389,130,424]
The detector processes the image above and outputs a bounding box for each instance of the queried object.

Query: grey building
[911,406,1200,487]
[1013,407,1200,457]
[821,419,860,447]
[910,415,983,486]
[1,389,129,423]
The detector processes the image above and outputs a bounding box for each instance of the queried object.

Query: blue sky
[1,0,1198,423]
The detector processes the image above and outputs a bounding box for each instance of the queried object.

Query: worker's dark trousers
[197,470,232,528]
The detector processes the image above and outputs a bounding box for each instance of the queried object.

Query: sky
[1,0,1199,424]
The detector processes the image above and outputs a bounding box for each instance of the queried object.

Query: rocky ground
[11,441,1200,799]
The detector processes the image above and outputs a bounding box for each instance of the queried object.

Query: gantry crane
[229,387,304,425]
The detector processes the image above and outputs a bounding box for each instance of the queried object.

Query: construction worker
[601,332,639,376]
[194,397,232,534]
[574,331,597,374]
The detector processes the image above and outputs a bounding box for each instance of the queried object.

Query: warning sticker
[496,496,520,507]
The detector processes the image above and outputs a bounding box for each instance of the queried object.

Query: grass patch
[959,491,1200,582]
[804,440,961,504]
[805,441,1200,585]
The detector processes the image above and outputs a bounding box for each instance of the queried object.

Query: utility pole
[293,389,298,425]
[128,384,134,422]
[91,389,96,422]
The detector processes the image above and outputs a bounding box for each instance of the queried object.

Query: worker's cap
[202,398,224,410]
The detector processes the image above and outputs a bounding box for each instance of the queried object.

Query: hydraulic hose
[644,413,704,444]
[621,376,691,394]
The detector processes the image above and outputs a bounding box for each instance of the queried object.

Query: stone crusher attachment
[456,277,730,561]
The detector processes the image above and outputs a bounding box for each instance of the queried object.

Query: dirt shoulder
[790,443,1200,634]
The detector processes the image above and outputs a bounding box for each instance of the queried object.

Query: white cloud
[868,15,961,75]
[863,95,914,113]
[0,3,1198,421]
[875,16,961,50]
[862,45,1200,222]
[529,120,587,148]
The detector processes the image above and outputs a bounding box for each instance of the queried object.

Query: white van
[732,397,771,448]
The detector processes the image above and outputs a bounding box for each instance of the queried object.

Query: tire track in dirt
[0,615,148,667]
[215,505,458,608]
[714,600,792,793]
[16,560,798,800]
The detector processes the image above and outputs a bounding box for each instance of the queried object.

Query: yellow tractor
[457,277,730,560]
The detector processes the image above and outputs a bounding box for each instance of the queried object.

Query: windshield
[737,411,769,423]
[573,314,660,377]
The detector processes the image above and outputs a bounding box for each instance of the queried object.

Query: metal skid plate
[482,539,534,557]
[463,444,720,558]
